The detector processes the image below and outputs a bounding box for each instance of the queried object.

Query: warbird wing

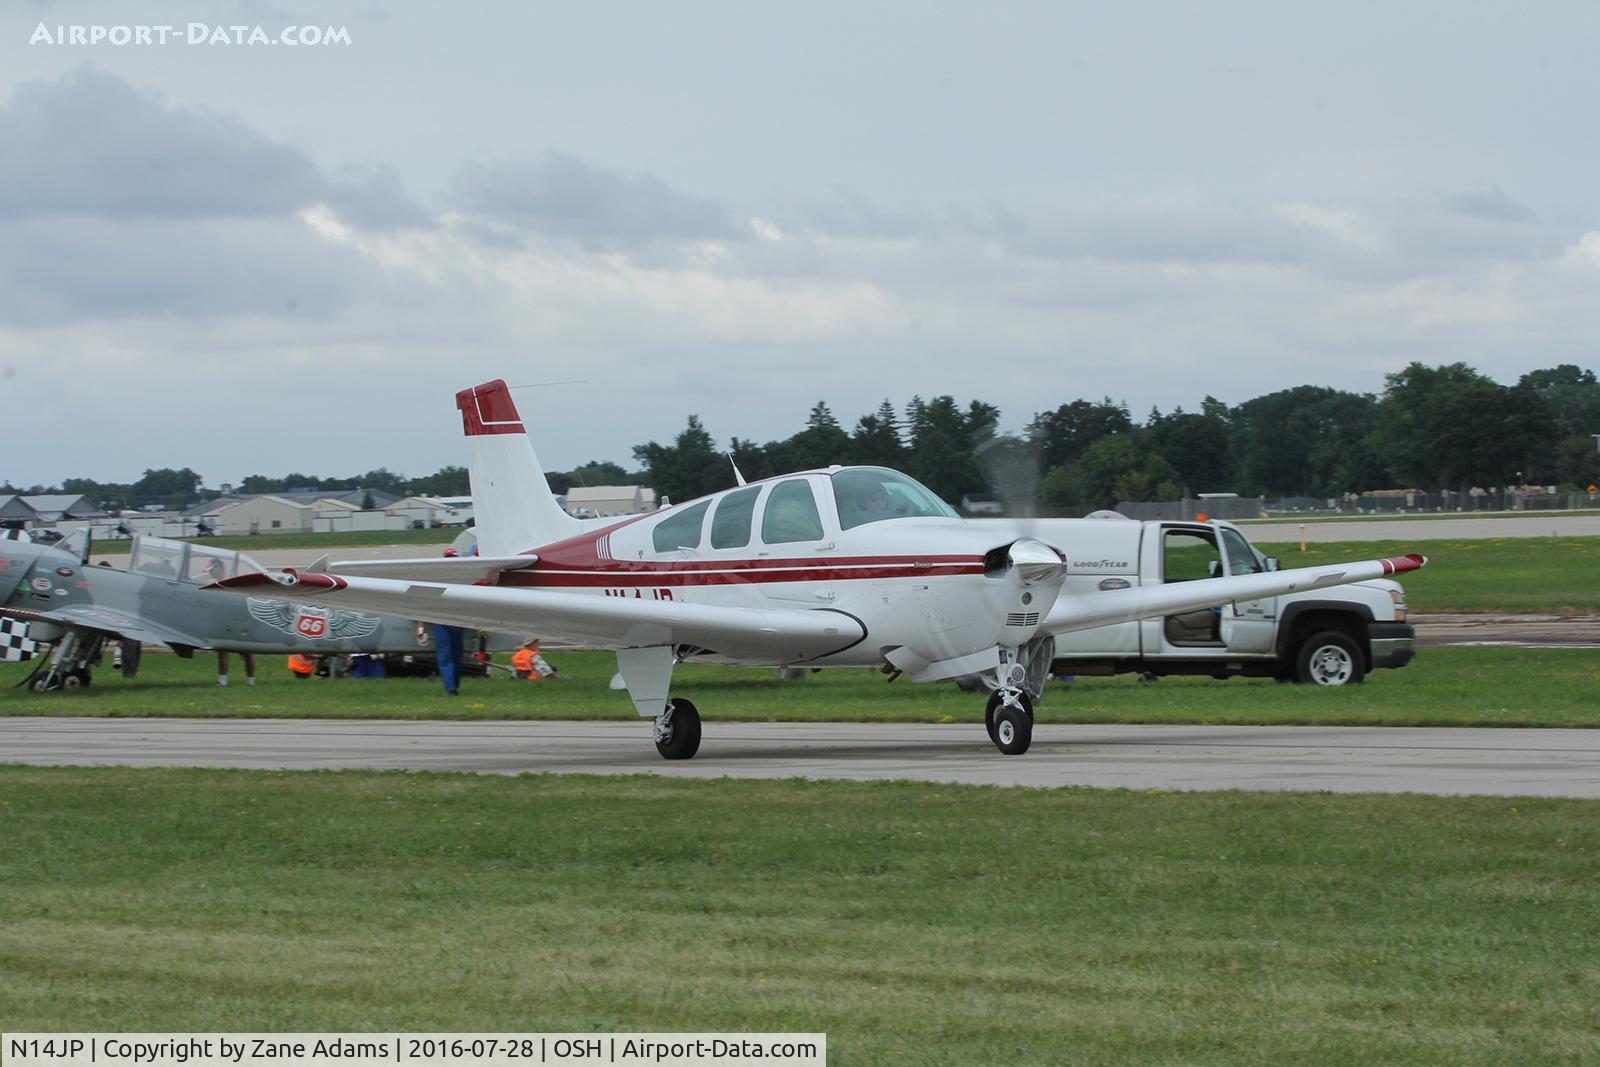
[0,602,209,649]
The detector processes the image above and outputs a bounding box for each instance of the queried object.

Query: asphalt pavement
[4,717,1598,798]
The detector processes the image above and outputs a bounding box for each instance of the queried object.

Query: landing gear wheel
[1295,631,1365,686]
[985,690,1035,746]
[65,668,90,689]
[653,697,702,760]
[987,691,1033,755]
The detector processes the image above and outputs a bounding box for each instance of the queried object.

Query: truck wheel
[1295,631,1365,686]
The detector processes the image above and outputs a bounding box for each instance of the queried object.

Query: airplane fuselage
[499,470,1061,670]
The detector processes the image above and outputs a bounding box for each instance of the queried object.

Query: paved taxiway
[4,717,1597,798]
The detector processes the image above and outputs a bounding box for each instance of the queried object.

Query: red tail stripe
[456,379,526,436]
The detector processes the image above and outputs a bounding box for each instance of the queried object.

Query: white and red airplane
[212,379,1425,758]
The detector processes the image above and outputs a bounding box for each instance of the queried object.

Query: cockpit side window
[651,500,711,553]
[129,538,184,579]
[710,486,761,550]
[831,467,958,530]
[761,480,825,544]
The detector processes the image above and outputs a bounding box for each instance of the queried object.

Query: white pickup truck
[994,516,1416,685]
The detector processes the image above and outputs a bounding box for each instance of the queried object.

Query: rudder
[456,379,580,555]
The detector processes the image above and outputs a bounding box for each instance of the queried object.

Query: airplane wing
[1044,554,1425,636]
[319,555,539,585]
[0,603,210,650]
[209,571,865,663]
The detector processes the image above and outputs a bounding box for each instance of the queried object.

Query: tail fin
[455,379,581,555]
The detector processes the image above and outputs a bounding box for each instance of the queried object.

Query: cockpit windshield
[126,535,265,584]
[831,467,959,530]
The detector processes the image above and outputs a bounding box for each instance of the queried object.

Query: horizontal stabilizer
[325,555,539,585]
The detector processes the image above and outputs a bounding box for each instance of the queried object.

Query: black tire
[654,697,702,760]
[990,693,1033,755]
[1294,630,1366,686]
[985,690,1037,745]
[65,669,90,689]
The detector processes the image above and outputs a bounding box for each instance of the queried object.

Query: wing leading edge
[1044,554,1426,636]
[209,571,866,664]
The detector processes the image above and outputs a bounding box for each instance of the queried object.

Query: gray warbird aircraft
[0,531,455,690]
[211,379,1427,758]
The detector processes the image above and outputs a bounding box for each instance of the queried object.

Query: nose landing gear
[985,689,1034,755]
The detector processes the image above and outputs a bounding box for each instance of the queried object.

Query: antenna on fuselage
[728,454,747,487]
[506,379,589,390]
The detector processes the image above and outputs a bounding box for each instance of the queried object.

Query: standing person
[433,547,466,695]
[433,623,465,694]
[217,650,256,687]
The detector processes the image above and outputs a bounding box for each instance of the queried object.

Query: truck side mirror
[1264,557,1280,571]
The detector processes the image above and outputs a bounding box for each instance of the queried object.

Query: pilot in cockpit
[838,475,892,527]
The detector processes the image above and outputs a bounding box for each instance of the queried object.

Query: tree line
[8,362,1597,515]
[632,362,1600,511]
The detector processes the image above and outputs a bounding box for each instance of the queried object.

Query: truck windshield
[1221,527,1265,575]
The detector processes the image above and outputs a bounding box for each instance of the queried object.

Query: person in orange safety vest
[512,640,554,680]
[287,653,316,679]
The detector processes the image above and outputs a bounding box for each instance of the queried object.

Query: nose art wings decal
[247,597,383,641]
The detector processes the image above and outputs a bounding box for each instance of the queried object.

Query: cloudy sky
[3,1,1598,486]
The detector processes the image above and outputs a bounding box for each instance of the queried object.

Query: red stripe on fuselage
[504,556,985,588]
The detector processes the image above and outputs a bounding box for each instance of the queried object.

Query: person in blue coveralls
[432,546,467,695]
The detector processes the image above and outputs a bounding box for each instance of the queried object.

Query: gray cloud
[0,70,425,227]
[1439,185,1536,223]
[0,215,374,324]
[451,151,743,249]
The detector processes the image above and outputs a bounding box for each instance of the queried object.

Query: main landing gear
[653,697,702,760]
[985,689,1034,755]
[19,629,101,693]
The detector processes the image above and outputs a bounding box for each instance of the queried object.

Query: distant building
[0,494,107,531]
[387,496,475,528]
[565,486,657,518]
[204,495,320,535]
[960,494,1003,515]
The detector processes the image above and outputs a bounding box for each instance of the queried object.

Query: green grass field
[0,766,1595,1064]
[1253,536,1600,614]
[5,646,1597,728]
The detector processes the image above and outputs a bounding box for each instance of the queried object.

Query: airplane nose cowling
[1008,538,1066,585]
